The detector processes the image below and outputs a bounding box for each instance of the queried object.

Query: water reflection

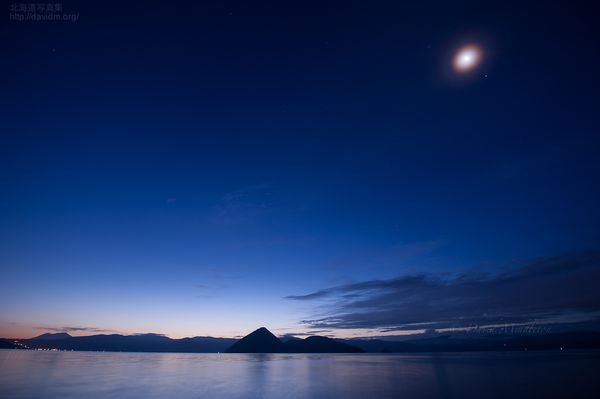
[1,350,599,399]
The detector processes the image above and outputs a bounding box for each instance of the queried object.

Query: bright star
[453,44,482,73]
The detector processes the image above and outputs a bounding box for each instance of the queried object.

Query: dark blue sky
[2,1,599,338]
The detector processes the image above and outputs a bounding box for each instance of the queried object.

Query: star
[453,44,483,73]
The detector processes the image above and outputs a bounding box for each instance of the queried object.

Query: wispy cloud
[286,251,600,333]
[34,326,119,334]
[279,330,334,339]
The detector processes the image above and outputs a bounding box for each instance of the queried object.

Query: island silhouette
[225,327,363,353]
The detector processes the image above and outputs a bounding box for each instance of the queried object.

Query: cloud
[286,251,600,332]
[278,330,334,339]
[35,326,119,334]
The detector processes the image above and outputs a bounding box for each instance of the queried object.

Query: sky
[1,1,599,339]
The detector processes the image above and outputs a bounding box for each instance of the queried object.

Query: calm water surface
[1,349,599,398]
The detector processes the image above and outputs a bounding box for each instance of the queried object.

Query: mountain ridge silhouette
[4,329,600,353]
[225,327,363,353]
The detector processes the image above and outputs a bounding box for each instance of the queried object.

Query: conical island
[225,327,363,353]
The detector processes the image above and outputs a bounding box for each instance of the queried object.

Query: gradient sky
[2,1,599,339]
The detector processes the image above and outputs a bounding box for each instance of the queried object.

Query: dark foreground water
[1,349,599,399]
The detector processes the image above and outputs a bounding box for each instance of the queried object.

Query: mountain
[0,338,16,349]
[345,331,600,352]
[225,327,284,353]
[6,329,600,354]
[175,336,238,353]
[32,332,72,340]
[225,327,363,353]
[16,333,235,353]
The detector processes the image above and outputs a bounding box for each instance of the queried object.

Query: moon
[453,44,482,73]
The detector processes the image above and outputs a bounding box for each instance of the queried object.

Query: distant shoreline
[3,329,600,355]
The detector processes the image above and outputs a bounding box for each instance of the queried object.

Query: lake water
[1,349,599,398]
